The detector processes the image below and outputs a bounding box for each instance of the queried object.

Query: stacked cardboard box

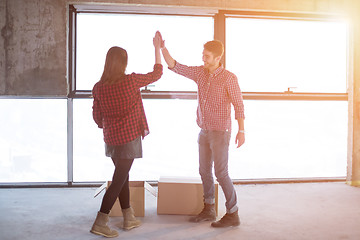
[157,177,218,215]
[94,181,156,217]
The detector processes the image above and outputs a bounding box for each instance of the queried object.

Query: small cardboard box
[94,181,156,217]
[157,177,218,215]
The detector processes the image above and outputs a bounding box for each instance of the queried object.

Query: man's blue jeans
[198,129,238,214]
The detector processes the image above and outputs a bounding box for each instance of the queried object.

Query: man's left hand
[235,132,245,148]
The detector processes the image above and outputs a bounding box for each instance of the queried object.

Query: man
[159,33,245,228]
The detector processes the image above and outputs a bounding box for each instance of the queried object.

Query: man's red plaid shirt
[92,64,163,145]
[170,62,245,131]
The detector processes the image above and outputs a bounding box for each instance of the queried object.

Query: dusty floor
[1,182,360,240]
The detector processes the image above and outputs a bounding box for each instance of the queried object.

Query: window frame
[63,4,349,185]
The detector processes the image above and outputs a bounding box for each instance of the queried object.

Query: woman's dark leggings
[100,158,134,214]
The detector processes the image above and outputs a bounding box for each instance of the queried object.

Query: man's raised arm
[158,32,176,69]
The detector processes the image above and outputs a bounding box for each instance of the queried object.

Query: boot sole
[123,223,141,231]
[90,229,119,238]
[211,221,240,228]
[189,217,216,223]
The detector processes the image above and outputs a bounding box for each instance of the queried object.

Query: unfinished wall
[0,1,5,93]
[69,0,348,13]
[0,0,67,96]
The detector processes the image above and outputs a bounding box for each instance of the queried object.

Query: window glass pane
[226,18,347,93]
[0,99,67,182]
[73,99,113,182]
[134,99,200,180]
[73,99,200,182]
[229,100,347,179]
[77,14,213,91]
[73,98,347,181]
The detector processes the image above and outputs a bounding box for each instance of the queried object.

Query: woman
[90,32,163,238]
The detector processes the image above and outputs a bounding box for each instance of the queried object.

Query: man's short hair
[204,40,224,58]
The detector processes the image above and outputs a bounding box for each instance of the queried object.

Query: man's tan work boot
[211,210,240,228]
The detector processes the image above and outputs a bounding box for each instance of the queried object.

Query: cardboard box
[94,181,156,217]
[157,177,218,216]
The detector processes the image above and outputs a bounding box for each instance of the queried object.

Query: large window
[76,13,213,92]
[70,7,349,182]
[229,100,347,179]
[0,6,349,185]
[226,17,347,93]
[0,99,67,182]
[73,99,199,182]
[73,99,347,182]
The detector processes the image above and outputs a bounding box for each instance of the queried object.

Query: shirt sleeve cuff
[154,63,163,69]
[235,112,245,120]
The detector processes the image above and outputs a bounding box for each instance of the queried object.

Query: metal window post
[67,98,74,185]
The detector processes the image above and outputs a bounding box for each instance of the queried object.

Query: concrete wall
[69,0,349,13]
[0,0,67,96]
[0,0,350,96]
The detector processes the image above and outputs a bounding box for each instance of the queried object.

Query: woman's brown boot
[90,211,119,238]
[122,207,141,230]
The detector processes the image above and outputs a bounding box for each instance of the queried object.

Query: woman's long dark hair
[100,47,128,85]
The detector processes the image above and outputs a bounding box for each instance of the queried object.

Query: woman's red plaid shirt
[92,64,163,145]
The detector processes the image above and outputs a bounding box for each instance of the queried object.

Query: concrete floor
[1,182,360,240]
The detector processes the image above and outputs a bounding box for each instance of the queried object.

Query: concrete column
[347,0,360,187]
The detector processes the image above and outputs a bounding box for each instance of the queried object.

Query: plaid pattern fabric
[171,62,245,131]
[92,64,163,145]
